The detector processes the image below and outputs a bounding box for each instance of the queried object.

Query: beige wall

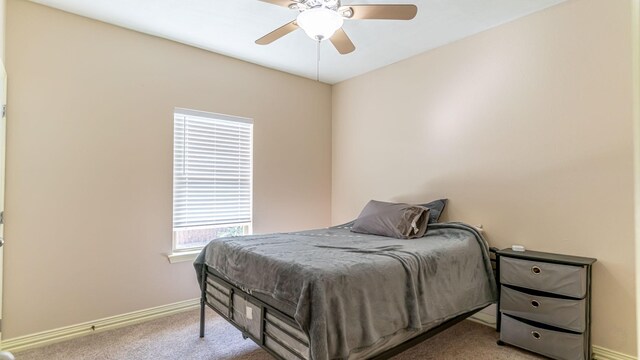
[333,0,636,355]
[0,0,4,63]
[3,0,331,338]
[634,0,640,355]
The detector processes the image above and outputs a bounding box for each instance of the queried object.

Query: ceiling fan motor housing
[290,0,341,12]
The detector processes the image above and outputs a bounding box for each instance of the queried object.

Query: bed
[194,222,498,360]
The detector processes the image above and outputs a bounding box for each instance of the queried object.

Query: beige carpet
[15,309,545,360]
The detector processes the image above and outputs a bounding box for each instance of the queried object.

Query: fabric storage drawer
[264,312,310,360]
[205,276,231,317]
[500,257,587,298]
[231,294,262,339]
[500,285,586,332]
[501,314,585,360]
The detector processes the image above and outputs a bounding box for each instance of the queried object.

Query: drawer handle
[531,265,542,275]
[531,300,540,308]
[531,331,542,340]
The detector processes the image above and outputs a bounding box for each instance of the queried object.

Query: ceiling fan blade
[330,28,356,54]
[255,21,299,45]
[346,4,418,20]
[257,0,294,8]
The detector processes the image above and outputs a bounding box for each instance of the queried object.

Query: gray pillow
[421,199,447,223]
[351,200,430,239]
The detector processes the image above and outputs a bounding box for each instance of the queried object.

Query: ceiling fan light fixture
[296,7,344,41]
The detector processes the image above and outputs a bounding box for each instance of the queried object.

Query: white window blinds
[173,109,253,230]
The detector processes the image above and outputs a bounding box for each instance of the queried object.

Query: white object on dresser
[511,245,526,252]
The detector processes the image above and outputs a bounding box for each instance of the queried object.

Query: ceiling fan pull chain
[316,37,321,82]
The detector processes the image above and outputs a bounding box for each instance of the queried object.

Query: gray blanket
[194,222,497,360]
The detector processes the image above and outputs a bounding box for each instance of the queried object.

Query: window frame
[169,108,254,261]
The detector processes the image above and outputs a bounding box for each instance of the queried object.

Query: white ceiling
[30,0,565,84]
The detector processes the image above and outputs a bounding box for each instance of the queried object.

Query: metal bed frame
[199,248,499,360]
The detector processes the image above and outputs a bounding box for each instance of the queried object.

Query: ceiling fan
[255,0,418,55]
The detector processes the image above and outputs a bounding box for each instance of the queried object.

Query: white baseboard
[1,298,199,353]
[468,311,497,328]
[1,300,635,360]
[592,346,637,360]
[468,313,636,360]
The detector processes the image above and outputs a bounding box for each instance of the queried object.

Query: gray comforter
[194,222,497,360]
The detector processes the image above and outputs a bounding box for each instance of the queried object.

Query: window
[172,108,253,252]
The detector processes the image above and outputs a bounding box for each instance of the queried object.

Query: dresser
[496,249,596,360]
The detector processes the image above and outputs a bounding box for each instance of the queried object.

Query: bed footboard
[200,265,311,360]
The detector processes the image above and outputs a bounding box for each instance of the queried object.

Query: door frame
[633,0,639,355]
[0,59,7,341]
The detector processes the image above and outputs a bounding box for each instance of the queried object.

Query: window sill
[167,250,202,264]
